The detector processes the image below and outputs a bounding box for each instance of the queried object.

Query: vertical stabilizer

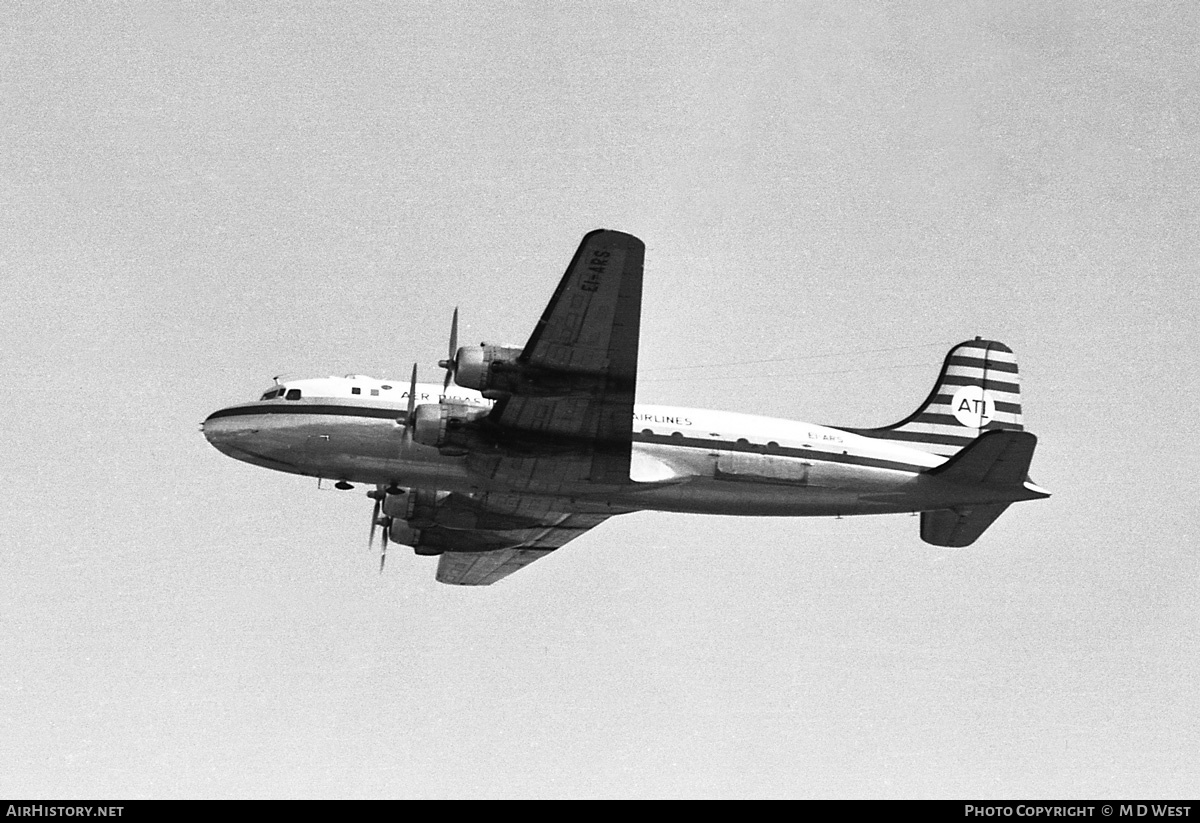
[840,339,1023,457]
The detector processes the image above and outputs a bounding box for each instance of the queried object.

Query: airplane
[202,229,1050,586]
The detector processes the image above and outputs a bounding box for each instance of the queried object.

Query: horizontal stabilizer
[921,504,1011,548]
[927,429,1038,486]
[921,429,1043,547]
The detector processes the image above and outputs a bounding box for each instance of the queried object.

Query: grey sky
[2,0,1197,798]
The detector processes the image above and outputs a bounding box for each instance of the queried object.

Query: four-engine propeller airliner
[203,230,1049,585]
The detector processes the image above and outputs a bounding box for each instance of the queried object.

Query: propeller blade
[402,363,418,446]
[439,308,459,390]
[369,495,382,550]
[407,363,418,417]
[379,522,389,573]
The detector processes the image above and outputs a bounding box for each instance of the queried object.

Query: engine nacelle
[380,488,447,555]
[451,345,524,396]
[385,521,441,555]
[386,520,421,548]
[410,401,491,455]
[381,487,446,521]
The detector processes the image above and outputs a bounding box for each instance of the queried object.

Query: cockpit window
[285,389,301,400]
[260,388,284,400]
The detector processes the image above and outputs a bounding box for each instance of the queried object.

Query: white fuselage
[202,376,1011,518]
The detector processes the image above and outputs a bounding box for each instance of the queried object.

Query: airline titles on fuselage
[633,413,693,427]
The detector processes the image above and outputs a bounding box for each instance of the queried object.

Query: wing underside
[412,493,618,585]
[436,548,555,587]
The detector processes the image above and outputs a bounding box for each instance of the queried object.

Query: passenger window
[286,389,301,400]
[370,389,379,396]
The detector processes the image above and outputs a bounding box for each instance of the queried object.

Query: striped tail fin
[841,338,1023,457]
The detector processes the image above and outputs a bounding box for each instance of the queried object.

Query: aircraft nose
[201,413,228,448]
[200,410,260,457]
[201,407,301,472]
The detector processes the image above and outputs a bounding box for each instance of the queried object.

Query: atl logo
[951,386,997,428]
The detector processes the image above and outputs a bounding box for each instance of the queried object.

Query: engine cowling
[451,345,524,396]
[384,520,441,555]
[386,520,421,548]
[410,402,491,454]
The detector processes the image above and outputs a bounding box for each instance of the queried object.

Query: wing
[473,229,645,490]
[400,491,619,585]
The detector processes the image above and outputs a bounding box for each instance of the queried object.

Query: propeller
[370,363,421,574]
[364,487,388,571]
[437,307,459,390]
[368,486,394,574]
